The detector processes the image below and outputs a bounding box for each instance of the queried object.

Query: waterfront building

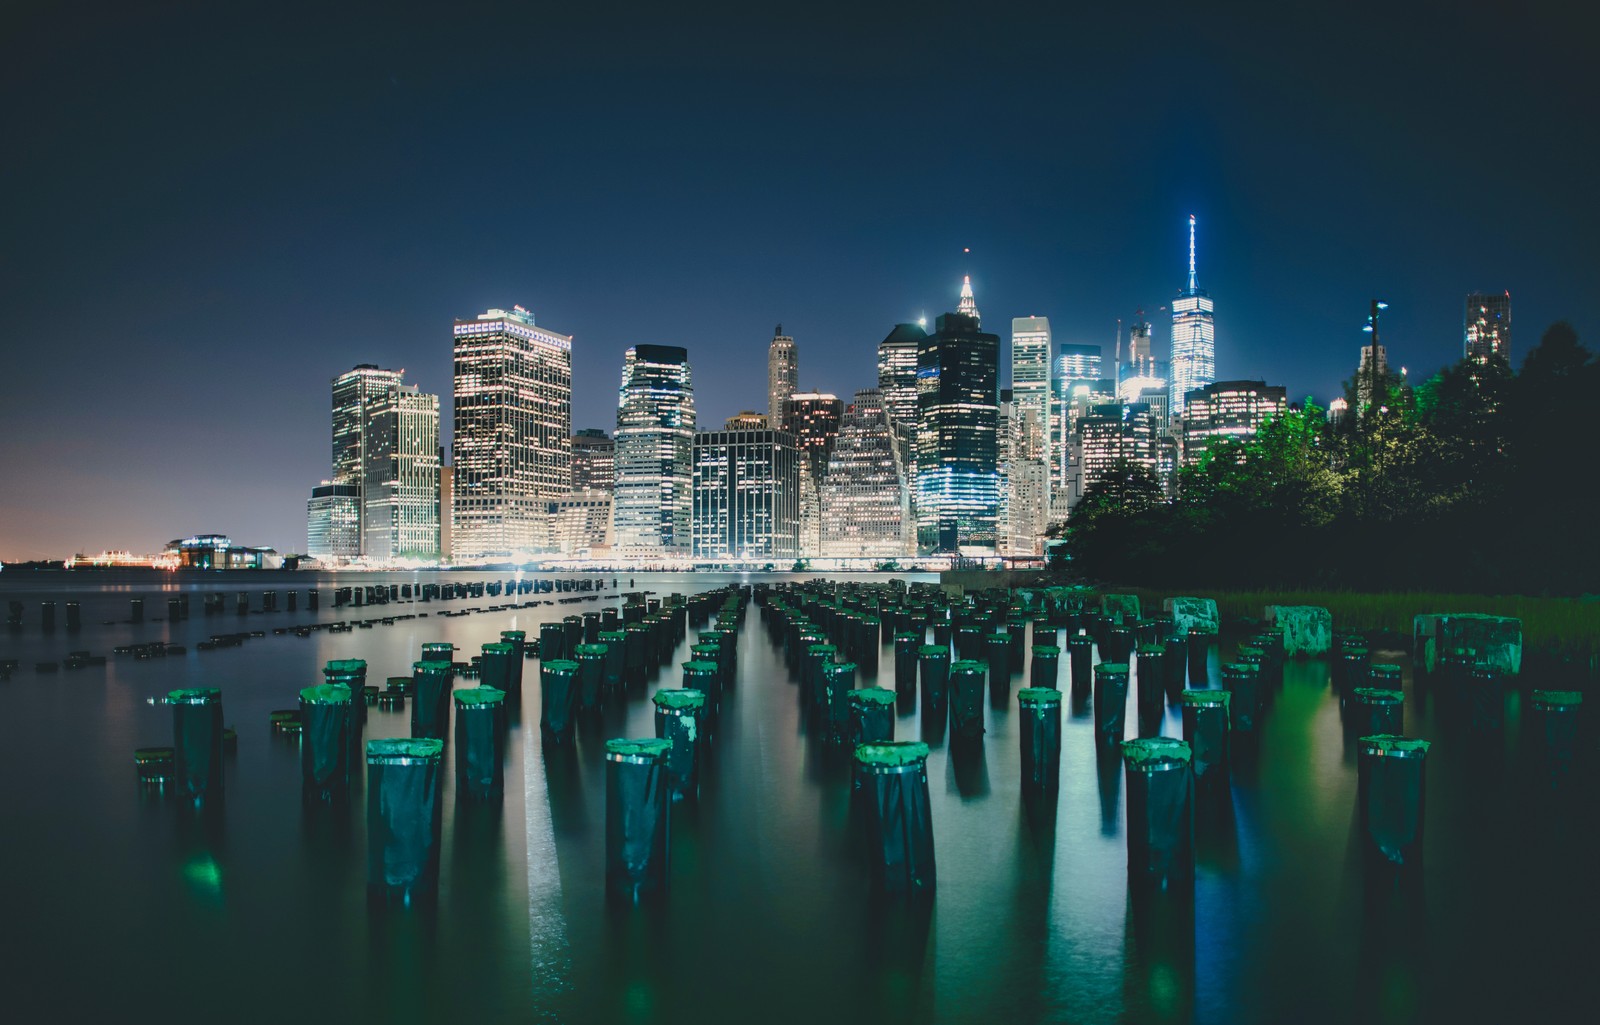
[571,428,615,492]
[915,305,999,555]
[549,491,613,554]
[331,364,404,552]
[164,534,280,570]
[820,388,909,559]
[306,483,361,560]
[451,306,572,562]
[1465,291,1512,364]
[767,326,798,430]
[691,428,800,560]
[362,384,441,561]
[614,344,695,555]
[1170,215,1216,417]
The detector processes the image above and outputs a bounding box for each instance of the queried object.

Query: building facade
[820,388,908,559]
[549,491,613,555]
[691,428,799,560]
[1465,291,1512,364]
[1011,316,1051,452]
[363,384,441,561]
[571,428,615,492]
[331,364,404,552]
[915,309,999,555]
[614,344,695,555]
[1169,216,1216,417]
[307,483,361,560]
[998,390,1048,556]
[1181,380,1288,465]
[877,322,926,472]
[451,306,572,562]
[1066,401,1174,510]
[767,326,798,431]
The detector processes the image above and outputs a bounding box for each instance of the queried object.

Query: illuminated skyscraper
[1066,401,1174,510]
[306,483,361,561]
[1011,317,1051,446]
[1181,380,1288,465]
[691,428,799,559]
[614,344,695,555]
[1465,291,1512,364]
[957,275,980,325]
[783,392,844,481]
[998,389,1047,556]
[916,304,999,555]
[877,322,926,471]
[767,326,798,430]
[821,388,908,558]
[451,306,573,562]
[363,384,441,561]
[1169,215,1215,417]
[1049,343,1106,504]
[571,429,615,492]
[331,363,404,552]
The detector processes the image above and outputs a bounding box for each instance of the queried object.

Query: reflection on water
[0,571,1594,1023]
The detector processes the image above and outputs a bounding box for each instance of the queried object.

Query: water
[0,571,1594,1024]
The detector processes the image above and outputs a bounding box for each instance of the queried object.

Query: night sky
[1,1,1593,559]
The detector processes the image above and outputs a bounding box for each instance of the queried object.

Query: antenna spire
[1187,214,1197,292]
[957,275,980,325]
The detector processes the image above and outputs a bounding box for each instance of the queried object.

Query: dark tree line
[1055,323,1598,595]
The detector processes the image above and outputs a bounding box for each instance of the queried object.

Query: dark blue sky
[1,1,1593,558]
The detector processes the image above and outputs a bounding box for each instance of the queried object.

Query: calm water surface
[0,571,1593,1024]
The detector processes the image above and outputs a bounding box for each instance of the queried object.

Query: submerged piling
[299,682,353,802]
[453,687,506,804]
[540,660,579,742]
[605,738,673,903]
[853,742,935,899]
[653,690,705,802]
[1018,688,1062,790]
[1122,737,1195,889]
[1357,735,1429,867]
[169,688,223,809]
[366,738,444,905]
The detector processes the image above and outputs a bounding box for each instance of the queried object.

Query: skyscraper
[782,392,844,480]
[571,429,615,492]
[691,427,799,560]
[1465,291,1512,364]
[614,344,695,555]
[1170,215,1216,417]
[997,389,1048,557]
[877,322,926,470]
[1011,316,1051,446]
[820,388,908,559]
[331,364,404,552]
[1066,401,1173,510]
[1181,380,1288,465]
[957,275,980,325]
[767,325,798,430]
[306,483,361,561]
[915,302,999,555]
[363,384,441,561]
[451,306,573,562]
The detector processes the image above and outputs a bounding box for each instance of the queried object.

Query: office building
[571,429,615,492]
[331,364,404,551]
[767,325,798,430]
[614,344,695,555]
[691,428,799,560]
[452,306,573,562]
[998,390,1048,557]
[724,411,768,430]
[1065,401,1174,510]
[783,392,844,479]
[1011,316,1051,447]
[1465,291,1512,364]
[363,384,441,561]
[306,483,361,560]
[877,322,926,468]
[1181,380,1288,465]
[915,304,999,555]
[1170,215,1216,417]
[549,491,613,554]
[820,388,908,559]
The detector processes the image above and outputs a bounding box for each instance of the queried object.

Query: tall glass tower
[1011,317,1051,442]
[1169,215,1215,417]
[363,384,441,561]
[451,306,573,562]
[614,344,695,555]
[877,322,926,472]
[331,364,404,553]
[915,301,999,556]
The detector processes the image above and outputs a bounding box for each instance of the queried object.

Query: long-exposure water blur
[0,571,1593,1024]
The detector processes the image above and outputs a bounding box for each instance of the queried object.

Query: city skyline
[2,3,1593,558]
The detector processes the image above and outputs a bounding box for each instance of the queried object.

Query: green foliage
[1065,324,1597,595]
